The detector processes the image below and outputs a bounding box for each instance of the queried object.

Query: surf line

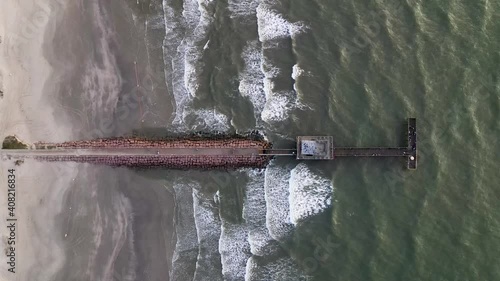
[134,61,145,123]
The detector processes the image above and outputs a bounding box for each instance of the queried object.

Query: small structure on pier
[296,136,334,160]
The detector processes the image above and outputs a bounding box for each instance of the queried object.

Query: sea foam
[289,163,333,224]
[245,256,307,281]
[243,170,280,256]
[264,161,294,241]
[219,222,251,281]
[256,5,301,42]
[192,188,223,281]
[256,4,308,126]
[163,0,230,132]
[170,182,199,281]
[238,41,266,123]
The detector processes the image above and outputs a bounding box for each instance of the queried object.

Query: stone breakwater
[32,137,273,169]
[34,137,269,149]
[36,155,271,169]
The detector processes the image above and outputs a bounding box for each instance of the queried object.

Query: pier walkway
[2,147,263,157]
[333,147,411,157]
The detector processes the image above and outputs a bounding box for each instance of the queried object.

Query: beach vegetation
[2,136,28,149]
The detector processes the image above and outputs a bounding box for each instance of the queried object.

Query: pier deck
[333,147,411,157]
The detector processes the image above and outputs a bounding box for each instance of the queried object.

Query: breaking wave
[256,4,308,126]
[160,0,333,279]
[289,163,333,224]
[264,161,294,241]
[162,0,230,131]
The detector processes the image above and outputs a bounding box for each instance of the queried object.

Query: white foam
[242,170,280,256]
[219,222,251,281]
[256,5,306,42]
[264,161,294,241]
[228,0,260,19]
[181,0,201,31]
[247,226,281,256]
[163,0,232,131]
[192,188,223,281]
[193,109,231,131]
[261,90,296,124]
[256,6,292,42]
[238,41,266,121]
[289,163,333,224]
[245,256,306,281]
[255,4,310,126]
[291,64,305,80]
[183,48,202,98]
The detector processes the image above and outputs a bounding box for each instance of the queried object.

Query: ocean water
[39,0,500,280]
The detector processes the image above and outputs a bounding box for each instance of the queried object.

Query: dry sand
[0,1,76,280]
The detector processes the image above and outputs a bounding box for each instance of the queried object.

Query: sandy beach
[1,1,176,280]
[0,1,76,280]
[0,0,72,144]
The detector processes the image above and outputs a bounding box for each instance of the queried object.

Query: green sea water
[134,0,500,279]
[280,0,500,280]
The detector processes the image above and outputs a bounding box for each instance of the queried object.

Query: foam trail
[245,256,307,281]
[243,168,309,280]
[170,182,199,281]
[292,64,309,93]
[264,160,294,241]
[218,172,254,281]
[228,0,260,19]
[238,41,267,124]
[219,222,251,281]
[289,163,333,224]
[192,188,223,281]
[194,109,231,132]
[243,170,280,256]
